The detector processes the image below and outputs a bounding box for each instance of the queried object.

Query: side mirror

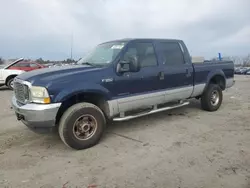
[117,56,140,73]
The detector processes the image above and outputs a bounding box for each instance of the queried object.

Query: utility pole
[70,32,73,60]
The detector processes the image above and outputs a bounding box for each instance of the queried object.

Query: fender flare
[205,69,226,90]
[53,83,112,103]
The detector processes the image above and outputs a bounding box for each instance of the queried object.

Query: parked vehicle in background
[244,68,250,74]
[7,60,46,72]
[12,38,235,150]
[235,67,250,75]
[0,58,25,89]
[234,67,240,74]
[246,70,250,75]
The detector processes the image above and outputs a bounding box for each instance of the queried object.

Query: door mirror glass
[117,55,140,73]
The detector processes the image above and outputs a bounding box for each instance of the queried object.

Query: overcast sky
[0,0,249,60]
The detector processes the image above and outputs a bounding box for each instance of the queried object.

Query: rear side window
[30,63,39,68]
[123,42,158,68]
[14,62,30,67]
[159,42,185,66]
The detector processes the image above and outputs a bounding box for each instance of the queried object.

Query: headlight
[30,86,51,104]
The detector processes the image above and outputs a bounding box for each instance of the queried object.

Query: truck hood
[16,65,101,86]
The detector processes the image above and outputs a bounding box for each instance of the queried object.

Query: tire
[58,102,106,150]
[7,78,14,90]
[201,84,223,111]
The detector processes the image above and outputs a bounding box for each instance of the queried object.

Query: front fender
[52,83,112,103]
[3,70,25,81]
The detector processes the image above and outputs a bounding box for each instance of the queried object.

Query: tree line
[228,54,250,67]
[0,57,77,65]
[0,58,3,65]
[1,54,250,66]
[36,58,77,64]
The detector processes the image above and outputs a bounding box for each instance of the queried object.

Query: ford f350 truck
[11,38,235,150]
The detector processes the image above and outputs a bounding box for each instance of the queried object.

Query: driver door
[111,41,165,112]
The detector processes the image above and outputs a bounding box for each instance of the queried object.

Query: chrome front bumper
[12,96,61,132]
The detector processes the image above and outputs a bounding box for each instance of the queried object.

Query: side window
[23,63,31,67]
[12,62,22,67]
[123,42,157,68]
[159,42,185,66]
[14,62,30,67]
[30,63,39,68]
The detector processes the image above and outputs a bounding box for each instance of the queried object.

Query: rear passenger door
[156,41,194,102]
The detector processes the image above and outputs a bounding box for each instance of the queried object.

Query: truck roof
[100,38,182,44]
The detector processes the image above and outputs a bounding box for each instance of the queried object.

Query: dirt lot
[0,75,250,188]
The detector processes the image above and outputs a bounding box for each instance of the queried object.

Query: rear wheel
[59,102,106,150]
[201,84,223,111]
[7,78,14,90]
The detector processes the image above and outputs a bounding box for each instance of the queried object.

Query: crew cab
[0,58,25,89]
[11,38,235,150]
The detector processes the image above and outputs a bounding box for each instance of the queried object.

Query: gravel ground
[0,75,250,188]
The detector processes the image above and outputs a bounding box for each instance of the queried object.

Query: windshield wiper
[80,62,105,68]
[80,62,95,66]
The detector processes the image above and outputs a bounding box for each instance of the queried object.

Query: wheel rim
[210,90,220,106]
[72,114,97,140]
[10,80,14,89]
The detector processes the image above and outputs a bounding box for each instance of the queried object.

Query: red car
[7,59,46,72]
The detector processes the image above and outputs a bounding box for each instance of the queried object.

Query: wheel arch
[5,74,17,85]
[55,91,111,125]
[205,70,226,91]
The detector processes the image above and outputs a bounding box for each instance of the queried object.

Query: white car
[0,58,25,90]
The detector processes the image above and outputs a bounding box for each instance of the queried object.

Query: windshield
[77,41,127,66]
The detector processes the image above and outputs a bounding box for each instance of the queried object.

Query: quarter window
[14,62,30,67]
[30,63,39,68]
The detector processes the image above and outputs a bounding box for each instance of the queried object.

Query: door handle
[158,71,164,80]
[186,69,191,77]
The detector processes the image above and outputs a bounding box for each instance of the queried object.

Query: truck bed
[193,60,234,85]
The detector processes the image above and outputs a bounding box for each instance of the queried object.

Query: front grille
[14,81,29,103]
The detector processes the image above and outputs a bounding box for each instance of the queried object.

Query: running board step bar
[113,101,190,121]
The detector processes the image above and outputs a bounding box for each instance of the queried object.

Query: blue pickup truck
[12,38,235,150]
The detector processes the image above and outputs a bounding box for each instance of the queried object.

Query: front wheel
[7,78,14,90]
[201,84,223,111]
[59,102,106,150]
